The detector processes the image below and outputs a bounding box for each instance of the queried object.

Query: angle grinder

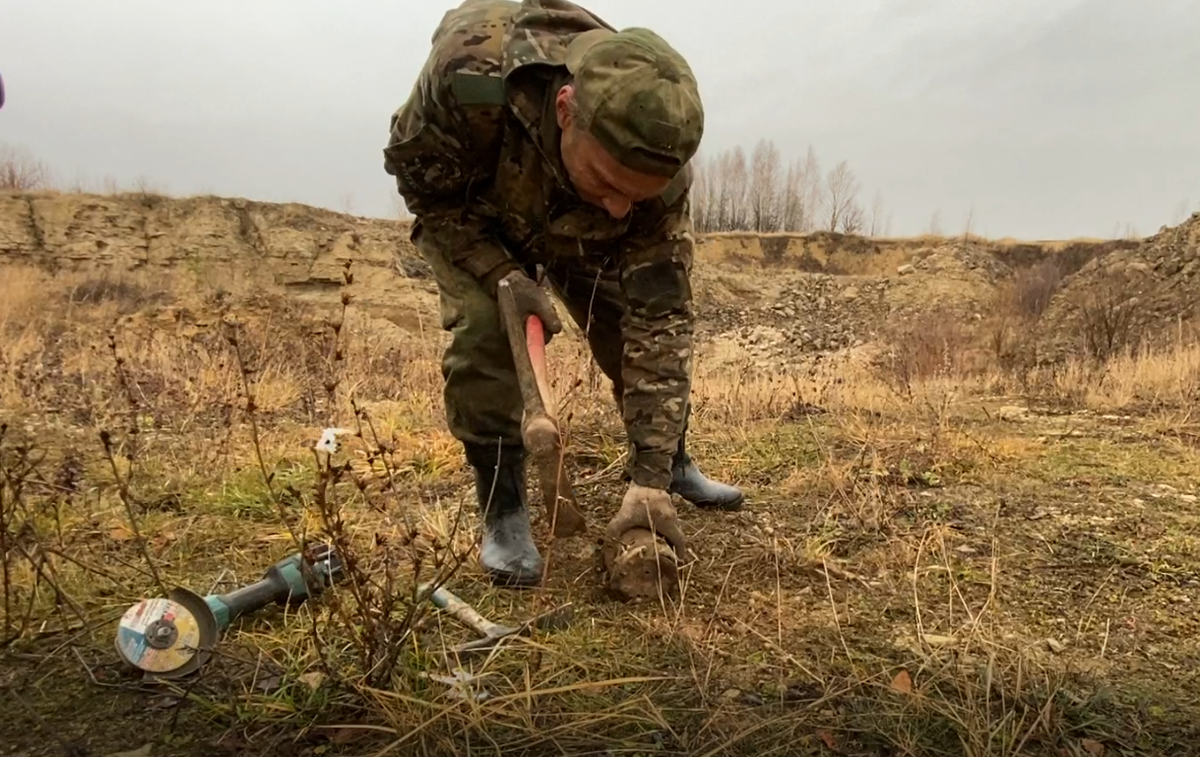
[115,542,345,680]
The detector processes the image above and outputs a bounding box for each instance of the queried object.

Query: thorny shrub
[220,261,472,690]
[1,260,471,696]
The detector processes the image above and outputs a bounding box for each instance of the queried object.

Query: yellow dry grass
[2,260,1199,757]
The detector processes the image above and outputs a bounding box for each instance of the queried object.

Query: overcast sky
[2,0,1198,239]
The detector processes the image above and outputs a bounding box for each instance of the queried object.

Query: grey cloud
[0,0,1196,239]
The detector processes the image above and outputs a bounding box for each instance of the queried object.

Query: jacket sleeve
[382,56,516,289]
[617,178,697,490]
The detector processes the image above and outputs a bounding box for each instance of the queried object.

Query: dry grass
[2,260,1199,757]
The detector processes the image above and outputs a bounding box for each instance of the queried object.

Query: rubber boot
[465,442,544,587]
[668,432,745,511]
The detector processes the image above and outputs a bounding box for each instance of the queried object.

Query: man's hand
[496,269,563,343]
[604,483,687,558]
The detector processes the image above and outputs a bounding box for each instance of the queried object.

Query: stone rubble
[1039,212,1200,357]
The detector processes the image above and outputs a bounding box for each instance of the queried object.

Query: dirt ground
[2,250,1199,757]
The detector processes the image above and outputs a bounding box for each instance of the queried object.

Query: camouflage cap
[564,27,703,178]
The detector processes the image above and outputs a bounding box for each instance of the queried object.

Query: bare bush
[0,143,54,191]
[875,309,976,391]
[986,309,1023,376]
[1075,270,1145,363]
[981,258,1069,376]
[1011,259,1065,318]
[65,272,173,312]
[839,199,865,234]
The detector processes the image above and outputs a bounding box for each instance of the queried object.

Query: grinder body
[115,543,344,679]
[206,547,341,628]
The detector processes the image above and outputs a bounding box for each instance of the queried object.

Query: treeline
[690,139,890,236]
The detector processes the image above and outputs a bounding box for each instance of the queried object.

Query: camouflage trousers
[413,229,653,452]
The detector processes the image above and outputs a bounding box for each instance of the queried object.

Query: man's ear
[555,84,574,130]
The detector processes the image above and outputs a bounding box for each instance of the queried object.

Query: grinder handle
[209,565,298,629]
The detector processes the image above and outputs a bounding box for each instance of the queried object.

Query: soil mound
[885,240,1012,319]
[6,189,1160,372]
[1039,213,1200,358]
[693,272,892,369]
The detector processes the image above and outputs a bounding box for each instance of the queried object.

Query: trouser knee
[441,295,524,447]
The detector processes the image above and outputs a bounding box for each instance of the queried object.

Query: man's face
[555,85,671,220]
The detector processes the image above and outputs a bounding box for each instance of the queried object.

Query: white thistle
[314,427,353,455]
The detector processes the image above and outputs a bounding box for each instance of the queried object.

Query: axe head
[448,603,575,656]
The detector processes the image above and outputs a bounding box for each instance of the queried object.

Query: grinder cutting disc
[115,587,218,679]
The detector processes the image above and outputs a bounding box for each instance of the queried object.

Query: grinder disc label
[116,597,203,673]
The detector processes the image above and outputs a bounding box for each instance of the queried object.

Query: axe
[496,279,588,538]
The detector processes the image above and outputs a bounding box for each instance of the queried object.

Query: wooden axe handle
[497,285,551,421]
[496,281,588,538]
[524,315,554,418]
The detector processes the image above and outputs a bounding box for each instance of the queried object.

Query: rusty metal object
[420,582,573,656]
[602,527,681,600]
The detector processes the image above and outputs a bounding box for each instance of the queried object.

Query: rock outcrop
[0,191,431,311]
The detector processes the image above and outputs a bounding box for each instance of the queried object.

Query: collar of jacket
[501,0,616,78]
[499,1,615,205]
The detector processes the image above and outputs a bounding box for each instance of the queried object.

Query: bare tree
[823,160,861,232]
[868,190,886,236]
[928,210,944,236]
[722,147,750,232]
[695,151,726,232]
[688,152,709,231]
[780,157,808,232]
[713,151,734,231]
[689,147,750,232]
[687,149,719,232]
[697,150,728,232]
[678,141,887,237]
[839,200,865,234]
[802,146,822,232]
[748,139,782,232]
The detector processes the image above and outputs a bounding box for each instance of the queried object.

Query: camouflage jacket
[384,0,696,490]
